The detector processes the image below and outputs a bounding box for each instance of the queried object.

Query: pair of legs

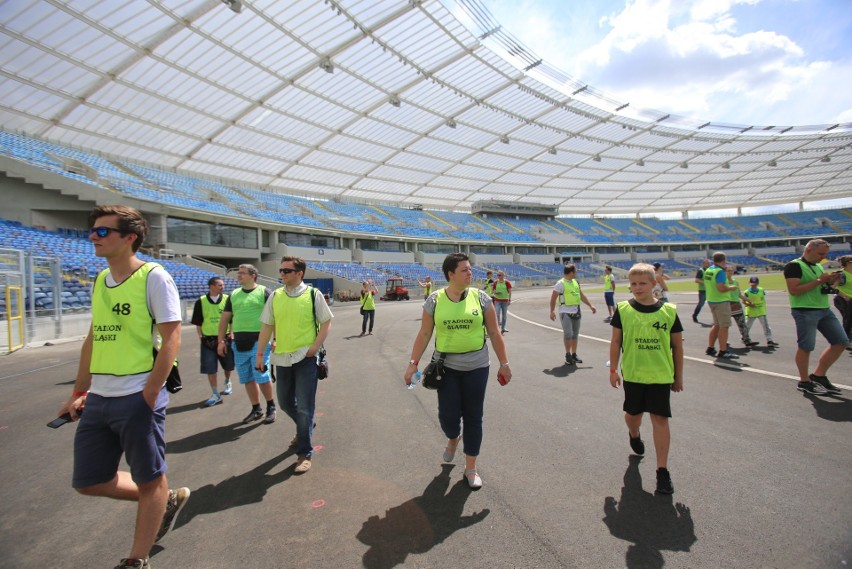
[604,292,615,317]
[275,356,319,458]
[731,312,752,344]
[791,308,849,382]
[437,366,488,473]
[234,342,273,405]
[559,312,581,357]
[833,295,852,337]
[707,302,731,352]
[73,390,170,560]
[625,413,670,469]
[361,309,375,335]
[494,301,508,331]
[200,341,234,395]
[745,316,774,343]
[693,290,706,319]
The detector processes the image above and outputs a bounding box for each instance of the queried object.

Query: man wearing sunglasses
[257,257,333,474]
[57,205,188,569]
[217,264,276,424]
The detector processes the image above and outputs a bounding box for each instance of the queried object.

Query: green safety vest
[604,274,614,291]
[559,278,581,306]
[493,280,510,300]
[361,290,376,310]
[229,285,267,333]
[272,287,317,354]
[744,288,766,318]
[90,263,157,376]
[788,259,829,309]
[434,288,485,354]
[703,266,727,303]
[199,293,229,336]
[837,270,852,297]
[616,300,677,385]
[728,278,741,302]
[423,283,433,296]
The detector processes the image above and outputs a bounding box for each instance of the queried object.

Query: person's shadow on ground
[356,464,490,569]
[543,365,579,378]
[173,449,296,531]
[602,455,697,569]
[803,392,852,422]
[166,421,263,453]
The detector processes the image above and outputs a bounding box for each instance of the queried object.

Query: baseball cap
[749,276,759,284]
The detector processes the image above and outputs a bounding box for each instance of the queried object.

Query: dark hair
[88,205,147,252]
[280,256,306,274]
[605,265,612,272]
[207,276,223,287]
[442,252,469,280]
[238,264,258,279]
[712,251,726,263]
[653,262,662,270]
[563,263,576,275]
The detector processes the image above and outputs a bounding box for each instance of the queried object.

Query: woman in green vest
[360,280,377,336]
[404,253,511,489]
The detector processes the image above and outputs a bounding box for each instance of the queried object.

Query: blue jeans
[791,308,848,352]
[437,366,489,457]
[494,301,508,331]
[693,290,706,318]
[275,356,319,457]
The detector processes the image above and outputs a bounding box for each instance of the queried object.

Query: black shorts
[623,381,672,418]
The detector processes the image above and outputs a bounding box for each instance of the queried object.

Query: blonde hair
[628,263,655,281]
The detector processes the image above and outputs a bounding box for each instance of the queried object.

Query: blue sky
[479,0,852,126]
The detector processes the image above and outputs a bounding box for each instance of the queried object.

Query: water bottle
[407,371,421,390]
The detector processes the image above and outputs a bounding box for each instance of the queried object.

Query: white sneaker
[464,468,482,489]
[222,381,232,395]
[204,394,222,407]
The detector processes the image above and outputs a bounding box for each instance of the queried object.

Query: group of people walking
[54,205,847,568]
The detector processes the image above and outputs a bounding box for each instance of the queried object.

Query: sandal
[464,468,482,489]
[442,439,459,463]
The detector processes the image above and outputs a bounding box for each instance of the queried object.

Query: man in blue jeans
[256,256,333,474]
[784,239,847,395]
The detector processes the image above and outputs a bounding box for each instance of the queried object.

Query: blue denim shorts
[791,308,849,352]
[73,389,169,488]
[604,291,615,307]
[233,341,271,385]
[200,340,235,374]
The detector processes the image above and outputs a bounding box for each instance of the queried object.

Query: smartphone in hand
[47,408,83,429]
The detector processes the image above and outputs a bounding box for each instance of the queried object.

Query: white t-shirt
[90,265,182,397]
[553,279,580,314]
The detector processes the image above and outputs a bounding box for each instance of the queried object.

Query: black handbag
[317,348,328,380]
[421,353,446,390]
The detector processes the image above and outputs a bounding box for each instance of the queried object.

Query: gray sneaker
[809,374,841,394]
[114,560,150,569]
[155,487,190,543]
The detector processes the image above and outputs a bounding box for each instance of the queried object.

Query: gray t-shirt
[423,288,493,371]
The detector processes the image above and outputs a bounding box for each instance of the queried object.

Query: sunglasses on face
[89,226,125,238]
[279,268,299,275]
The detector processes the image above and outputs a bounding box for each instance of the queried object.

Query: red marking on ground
[315,412,325,417]
[0,426,8,430]
[313,445,323,452]
[311,499,326,508]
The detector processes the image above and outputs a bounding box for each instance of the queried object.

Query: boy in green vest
[743,276,777,347]
[603,265,616,322]
[609,263,684,495]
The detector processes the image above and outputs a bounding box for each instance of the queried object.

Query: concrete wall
[355,249,415,263]
[0,172,94,229]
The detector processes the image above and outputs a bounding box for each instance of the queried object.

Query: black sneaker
[629,433,644,456]
[572,354,583,364]
[810,374,841,394]
[243,408,263,424]
[705,347,717,356]
[114,559,150,569]
[797,380,828,395]
[656,468,674,495]
[692,315,699,323]
[767,340,779,346]
[717,351,738,359]
[155,487,190,542]
[565,353,574,364]
[264,406,277,424]
[745,341,760,347]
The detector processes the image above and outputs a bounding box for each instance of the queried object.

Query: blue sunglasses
[89,226,126,238]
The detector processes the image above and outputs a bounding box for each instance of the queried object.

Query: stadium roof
[1,0,850,215]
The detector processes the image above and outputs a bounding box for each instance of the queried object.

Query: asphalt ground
[1,287,850,569]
